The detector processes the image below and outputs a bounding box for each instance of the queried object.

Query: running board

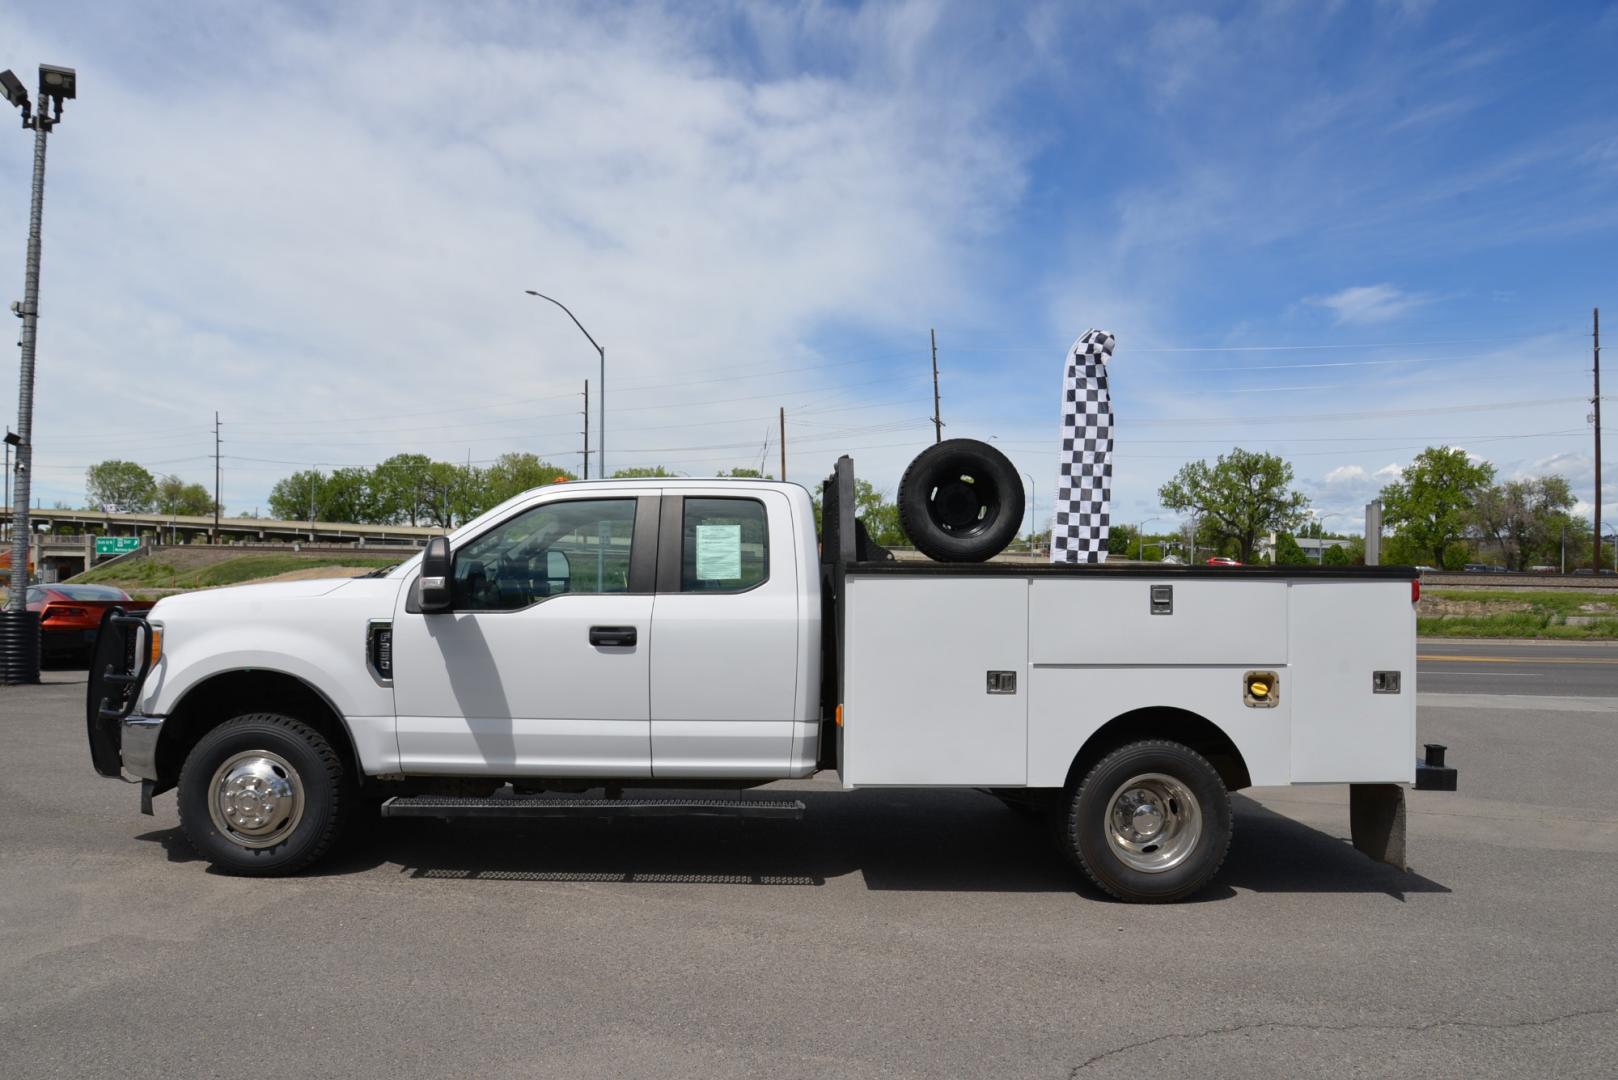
[380,794,806,821]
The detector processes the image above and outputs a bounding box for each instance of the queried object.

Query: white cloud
[4,2,1037,510]
[1308,283,1436,325]
[1373,463,1404,481]
[1324,465,1368,484]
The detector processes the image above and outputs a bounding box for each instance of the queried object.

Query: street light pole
[525,291,605,478]
[1136,516,1161,561]
[2,64,74,684]
[1018,470,1036,553]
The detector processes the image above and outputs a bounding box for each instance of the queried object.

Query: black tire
[897,438,1025,563]
[1059,740,1232,903]
[177,713,347,876]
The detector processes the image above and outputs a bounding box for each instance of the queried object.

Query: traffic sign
[94,536,140,555]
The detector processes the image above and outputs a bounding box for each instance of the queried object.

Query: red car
[26,584,155,660]
[1205,556,1243,566]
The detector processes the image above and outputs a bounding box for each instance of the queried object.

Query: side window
[681,498,768,592]
[452,498,637,611]
[25,587,42,605]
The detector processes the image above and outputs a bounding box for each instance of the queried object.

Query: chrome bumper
[121,715,163,781]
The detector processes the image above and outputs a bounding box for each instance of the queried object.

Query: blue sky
[1,0,1613,536]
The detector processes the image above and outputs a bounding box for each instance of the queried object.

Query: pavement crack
[1066,1006,1618,1075]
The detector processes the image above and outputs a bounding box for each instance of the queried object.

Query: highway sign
[94,537,140,556]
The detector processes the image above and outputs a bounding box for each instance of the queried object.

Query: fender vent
[367,621,393,682]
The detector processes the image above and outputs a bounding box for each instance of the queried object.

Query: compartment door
[841,575,1028,786]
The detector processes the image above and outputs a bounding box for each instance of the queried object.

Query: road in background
[1419,639,1618,697]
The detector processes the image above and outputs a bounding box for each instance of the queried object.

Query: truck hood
[151,576,359,616]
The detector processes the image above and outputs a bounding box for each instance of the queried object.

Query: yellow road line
[1418,654,1618,665]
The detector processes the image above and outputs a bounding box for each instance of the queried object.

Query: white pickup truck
[87,446,1455,902]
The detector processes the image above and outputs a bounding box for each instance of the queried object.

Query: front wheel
[1059,740,1232,903]
[177,713,347,876]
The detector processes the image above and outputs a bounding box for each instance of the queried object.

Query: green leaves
[1379,447,1495,566]
[1157,448,1309,563]
[85,460,158,513]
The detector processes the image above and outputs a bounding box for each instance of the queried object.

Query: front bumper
[121,714,163,782]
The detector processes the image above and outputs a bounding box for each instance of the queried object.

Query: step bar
[381,794,806,821]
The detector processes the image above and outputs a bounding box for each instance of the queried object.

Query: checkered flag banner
[1051,329,1118,564]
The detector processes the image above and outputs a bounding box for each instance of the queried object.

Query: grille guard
[85,608,155,778]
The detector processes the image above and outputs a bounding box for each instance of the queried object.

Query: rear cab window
[681,498,769,592]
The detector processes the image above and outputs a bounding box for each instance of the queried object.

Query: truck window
[452,498,637,611]
[681,498,768,592]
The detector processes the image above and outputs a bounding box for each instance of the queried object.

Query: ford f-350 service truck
[87,450,1455,903]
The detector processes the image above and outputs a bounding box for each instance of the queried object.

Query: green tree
[1107,523,1141,558]
[1380,447,1495,567]
[1470,476,1576,570]
[86,460,158,512]
[1321,542,1351,566]
[1273,533,1308,566]
[854,479,906,547]
[1157,448,1310,564]
[268,470,328,521]
[322,467,381,524]
[611,466,678,479]
[482,453,574,510]
[371,453,434,526]
[422,461,480,529]
[154,474,215,516]
[717,467,771,479]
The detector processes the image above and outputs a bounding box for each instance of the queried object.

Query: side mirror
[419,536,452,613]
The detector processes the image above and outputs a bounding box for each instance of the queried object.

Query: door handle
[589,625,637,647]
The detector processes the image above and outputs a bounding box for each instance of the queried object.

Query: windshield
[51,585,128,601]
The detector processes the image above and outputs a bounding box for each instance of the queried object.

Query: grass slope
[75,554,401,590]
[1419,589,1618,639]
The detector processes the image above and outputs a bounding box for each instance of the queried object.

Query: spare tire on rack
[897,438,1026,563]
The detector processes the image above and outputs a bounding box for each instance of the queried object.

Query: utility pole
[212,411,221,543]
[1594,307,1603,574]
[582,380,590,480]
[930,327,943,444]
[779,406,787,482]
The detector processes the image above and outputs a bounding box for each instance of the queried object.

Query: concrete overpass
[0,508,436,581]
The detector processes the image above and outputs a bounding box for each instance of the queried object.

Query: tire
[1059,740,1232,903]
[897,438,1025,563]
[177,713,347,876]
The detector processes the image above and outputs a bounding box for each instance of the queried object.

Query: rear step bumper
[381,795,806,821]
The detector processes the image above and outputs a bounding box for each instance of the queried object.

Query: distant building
[1256,535,1353,563]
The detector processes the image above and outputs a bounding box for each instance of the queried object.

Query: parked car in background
[27,584,155,660]
[1205,556,1242,566]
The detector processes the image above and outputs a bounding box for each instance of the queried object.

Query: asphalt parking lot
[3,669,1615,1079]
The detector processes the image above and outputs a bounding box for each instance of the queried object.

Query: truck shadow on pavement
[136,790,1447,901]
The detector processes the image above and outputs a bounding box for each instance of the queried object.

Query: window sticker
[695,524,743,580]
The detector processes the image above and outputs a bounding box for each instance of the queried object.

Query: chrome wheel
[207,750,305,849]
[1104,772,1202,874]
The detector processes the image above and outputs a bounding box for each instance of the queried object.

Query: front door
[391,493,657,777]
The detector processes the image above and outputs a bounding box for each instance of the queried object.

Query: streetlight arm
[525,290,604,357]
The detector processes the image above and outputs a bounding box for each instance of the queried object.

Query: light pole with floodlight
[525,291,605,478]
[1,63,75,684]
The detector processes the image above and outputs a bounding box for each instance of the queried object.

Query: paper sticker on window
[695,524,742,580]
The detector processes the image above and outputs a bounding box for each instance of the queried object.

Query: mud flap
[1350,783,1407,870]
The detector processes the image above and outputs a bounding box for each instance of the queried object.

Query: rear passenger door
[649,492,799,777]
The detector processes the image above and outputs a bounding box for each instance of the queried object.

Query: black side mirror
[419,536,452,613]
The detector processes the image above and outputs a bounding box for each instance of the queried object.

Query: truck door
[649,491,799,777]
[390,493,658,777]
